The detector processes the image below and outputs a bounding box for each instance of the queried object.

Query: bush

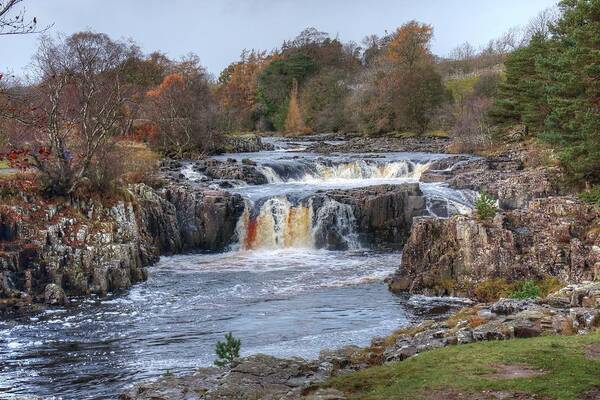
[510,280,541,300]
[473,278,511,302]
[450,96,494,153]
[214,332,241,368]
[474,191,497,220]
[83,141,160,195]
[473,72,502,98]
[579,186,600,209]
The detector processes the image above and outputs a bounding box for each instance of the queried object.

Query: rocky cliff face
[319,183,428,250]
[389,196,600,297]
[0,183,244,316]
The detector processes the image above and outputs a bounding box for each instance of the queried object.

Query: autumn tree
[5,32,138,195]
[284,79,305,134]
[252,28,361,132]
[216,49,268,132]
[351,21,447,135]
[145,56,217,158]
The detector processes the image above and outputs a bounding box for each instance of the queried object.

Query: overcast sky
[1,0,557,78]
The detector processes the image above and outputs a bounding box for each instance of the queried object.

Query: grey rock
[43,283,67,306]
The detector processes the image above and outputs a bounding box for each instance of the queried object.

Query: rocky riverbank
[0,182,244,317]
[121,281,600,400]
[307,136,451,154]
[389,147,600,298]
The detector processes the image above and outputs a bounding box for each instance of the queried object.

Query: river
[0,137,475,399]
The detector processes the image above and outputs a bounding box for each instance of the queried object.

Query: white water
[0,138,477,399]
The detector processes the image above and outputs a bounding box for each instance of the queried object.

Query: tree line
[1,0,598,197]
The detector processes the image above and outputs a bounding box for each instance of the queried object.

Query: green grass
[0,160,9,169]
[579,186,600,209]
[326,331,600,400]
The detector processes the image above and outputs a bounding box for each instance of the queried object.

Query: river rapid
[0,137,475,399]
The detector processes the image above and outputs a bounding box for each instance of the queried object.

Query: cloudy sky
[1,0,557,77]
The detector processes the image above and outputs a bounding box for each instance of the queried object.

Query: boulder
[220,134,274,153]
[204,162,268,185]
[389,196,600,297]
[43,283,67,306]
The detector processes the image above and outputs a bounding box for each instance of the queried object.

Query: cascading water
[1,138,477,399]
[236,196,360,251]
[256,159,429,184]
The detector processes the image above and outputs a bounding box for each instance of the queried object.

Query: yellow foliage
[284,79,306,135]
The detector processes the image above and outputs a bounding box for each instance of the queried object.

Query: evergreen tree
[490,0,600,184]
[489,34,550,131]
[214,332,241,368]
[539,0,600,184]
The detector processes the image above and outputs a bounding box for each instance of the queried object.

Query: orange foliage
[216,50,270,131]
[386,21,434,69]
[130,121,159,142]
[146,73,184,98]
[284,79,306,134]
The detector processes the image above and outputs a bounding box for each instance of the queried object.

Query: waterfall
[261,160,429,183]
[235,196,360,251]
[311,197,360,250]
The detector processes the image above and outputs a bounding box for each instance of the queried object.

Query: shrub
[473,72,502,98]
[579,186,600,209]
[473,278,511,302]
[450,96,494,153]
[83,141,160,195]
[474,191,497,220]
[214,332,241,368]
[537,277,563,298]
[510,280,541,300]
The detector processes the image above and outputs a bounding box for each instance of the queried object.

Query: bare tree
[0,0,52,35]
[13,32,136,195]
[523,7,559,41]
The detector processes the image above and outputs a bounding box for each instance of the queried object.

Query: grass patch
[579,186,600,209]
[472,277,563,303]
[0,160,9,169]
[326,330,600,400]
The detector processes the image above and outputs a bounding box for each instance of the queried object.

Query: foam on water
[0,139,477,399]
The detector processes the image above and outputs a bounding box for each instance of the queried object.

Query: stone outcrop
[388,196,600,297]
[317,184,428,250]
[121,282,600,400]
[421,151,561,210]
[199,159,269,185]
[0,183,244,316]
[120,354,333,400]
[220,134,274,153]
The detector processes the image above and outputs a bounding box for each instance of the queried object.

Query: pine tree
[538,0,600,184]
[214,332,241,368]
[489,35,550,131]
